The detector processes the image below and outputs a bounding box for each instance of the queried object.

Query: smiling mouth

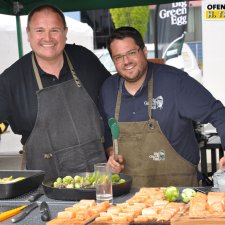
[126,66,133,70]
[41,43,55,47]
[124,63,135,70]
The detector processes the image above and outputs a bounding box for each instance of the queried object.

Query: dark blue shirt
[99,62,225,165]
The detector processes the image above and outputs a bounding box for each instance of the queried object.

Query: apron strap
[32,53,43,90]
[148,73,153,119]
[115,92,122,121]
[114,78,123,121]
[31,51,82,91]
[64,50,82,88]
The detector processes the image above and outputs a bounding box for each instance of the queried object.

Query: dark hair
[107,26,145,56]
[27,4,67,29]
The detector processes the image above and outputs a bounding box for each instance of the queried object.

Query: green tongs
[108,118,120,155]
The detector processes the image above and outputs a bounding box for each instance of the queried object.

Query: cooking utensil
[40,201,51,222]
[42,172,132,201]
[11,202,38,223]
[108,118,120,139]
[0,170,45,199]
[0,205,26,222]
[28,192,43,202]
[108,118,120,155]
[28,185,44,202]
[194,187,213,194]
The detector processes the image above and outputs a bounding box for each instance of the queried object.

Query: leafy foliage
[110,6,150,38]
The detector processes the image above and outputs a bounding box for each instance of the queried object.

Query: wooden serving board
[171,213,225,225]
[131,222,170,225]
[47,213,99,225]
[92,222,170,225]
[92,223,129,225]
[92,218,225,225]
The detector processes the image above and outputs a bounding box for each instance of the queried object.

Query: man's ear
[64,27,68,41]
[143,46,148,59]
[26,27,30,42]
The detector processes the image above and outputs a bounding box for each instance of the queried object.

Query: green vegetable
[56,177,62,183]
[0,176,25,184]
[181,188,196,203]
[74,175,82,183]
[62,176,73,184]
[74,183,81,188]
[112,174,120,183]
[66,183,74,188]
[164,186,180,202]
[118,179,125,184]
[52,173,125,189]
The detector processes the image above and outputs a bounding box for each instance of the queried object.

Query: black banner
[155,1,189,58]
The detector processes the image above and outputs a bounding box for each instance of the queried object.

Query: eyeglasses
[112,47,141,64]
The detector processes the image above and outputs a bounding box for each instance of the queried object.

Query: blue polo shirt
[99,62,225,165]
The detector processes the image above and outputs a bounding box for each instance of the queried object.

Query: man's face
[110,37,148,83]
[26,9,68,62]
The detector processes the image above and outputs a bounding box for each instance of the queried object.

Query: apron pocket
[54,145,86,177]
[82,139,107,171]
[54,140,106,177]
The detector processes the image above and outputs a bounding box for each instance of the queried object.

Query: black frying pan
[42,172,132,201]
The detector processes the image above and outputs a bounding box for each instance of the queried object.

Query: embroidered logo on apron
[152,96,164,110]
[149,150,166,161]
[144,96,163,109]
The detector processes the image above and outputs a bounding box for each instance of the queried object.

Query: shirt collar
[34,53,69,77]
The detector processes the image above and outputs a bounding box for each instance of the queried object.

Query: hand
[107,153,124,173]
[0,122,8,134]
[219,156,225,170]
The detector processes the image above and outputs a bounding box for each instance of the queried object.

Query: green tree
[110,6,150,39]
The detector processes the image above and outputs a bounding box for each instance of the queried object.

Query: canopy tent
[0,0,184,15]
[0,0,183,57]
[0,14,93,73]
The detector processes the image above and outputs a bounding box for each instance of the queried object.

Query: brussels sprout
[66,183,74,188]
[164,186,180,202]
[54,183,66,189]
[74,175,82,183]
[53,181,58,187]
[112,174,120,182]
[181,188,196,203]
[74,183,81,188]
[56,177,62,183]
[118,178,125,184]
[82,179,91,188]
[62,176,73,184]
[89,173,96,184]
[53,173,126,189]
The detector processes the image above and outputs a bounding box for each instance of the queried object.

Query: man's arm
[219,156,225,170]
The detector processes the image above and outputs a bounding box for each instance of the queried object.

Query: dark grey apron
[24,51,106,180]
[115,74,198,187]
